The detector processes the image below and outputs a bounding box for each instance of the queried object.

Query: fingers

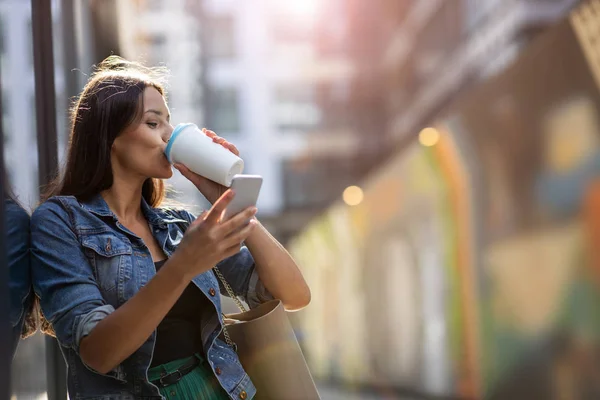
[226,142,240,156]
[202,127,217,139]
[174,163,193,178]
[173,163,186,173]
[222,219,257,250]
[190,210,209,228]
[202,128,239,156]
[220,206,257,235]
[205,190,235,224]
[215,138,239,156]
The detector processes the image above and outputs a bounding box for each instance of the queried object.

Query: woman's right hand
[170,189,258,280]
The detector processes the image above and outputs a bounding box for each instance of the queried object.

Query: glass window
[205,86,240,135]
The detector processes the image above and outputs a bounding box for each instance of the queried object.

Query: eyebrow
[145,109,171,122]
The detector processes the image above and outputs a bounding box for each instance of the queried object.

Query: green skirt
[148,354,230,400]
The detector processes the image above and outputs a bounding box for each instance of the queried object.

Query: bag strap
[213,266,248,313]
[213,266,246,351]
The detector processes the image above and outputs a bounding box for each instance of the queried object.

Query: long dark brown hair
[44,56,169,206]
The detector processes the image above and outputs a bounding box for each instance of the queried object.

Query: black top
[150,259,209,367]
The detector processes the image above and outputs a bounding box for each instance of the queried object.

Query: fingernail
[252,207,258,214]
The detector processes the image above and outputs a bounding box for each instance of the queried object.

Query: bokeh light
[419,127,440,147]
[343,185,364,206]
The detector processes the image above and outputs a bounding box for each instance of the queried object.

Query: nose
[163,124,174,143]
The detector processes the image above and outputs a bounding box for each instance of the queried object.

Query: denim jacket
[30,194,273,399]
[6,198,33,358]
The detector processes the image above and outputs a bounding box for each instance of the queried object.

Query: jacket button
[239,391,247,399]
[209,288,216,296]
[215,366,222,375]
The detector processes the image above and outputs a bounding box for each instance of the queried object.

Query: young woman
[30,56,310,399]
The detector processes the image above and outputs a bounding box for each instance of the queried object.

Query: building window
[273,85,321,132]
[205,86,240,134]
[204,15,236,59]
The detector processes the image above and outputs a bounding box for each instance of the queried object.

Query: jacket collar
[80,193,168,228]
[80,193,113,217]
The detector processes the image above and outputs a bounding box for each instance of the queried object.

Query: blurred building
[288,1,596,399]
[199,0,355,242]
[276,0,582,232]
[245,0,580,243]
[342,0,581,154]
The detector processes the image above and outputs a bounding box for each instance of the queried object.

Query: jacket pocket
[82,234,132,293]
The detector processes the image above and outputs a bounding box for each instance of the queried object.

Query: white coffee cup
[165,123,244,187]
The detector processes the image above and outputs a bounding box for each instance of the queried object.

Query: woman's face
[112,87,174,181]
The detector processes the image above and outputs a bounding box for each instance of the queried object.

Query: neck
[101,175,145,223]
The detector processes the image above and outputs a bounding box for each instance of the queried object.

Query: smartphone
[223,174,263,221]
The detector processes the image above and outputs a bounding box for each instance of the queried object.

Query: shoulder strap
[213,266,248,313]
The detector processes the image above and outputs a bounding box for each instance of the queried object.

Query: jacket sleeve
[30,198,120,378]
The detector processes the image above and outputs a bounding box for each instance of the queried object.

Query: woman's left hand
[174,128,240,204]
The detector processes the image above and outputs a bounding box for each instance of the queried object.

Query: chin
[154,167,174,180]
[162,169,174,179]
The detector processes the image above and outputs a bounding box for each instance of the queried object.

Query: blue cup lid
[165,123,196,163]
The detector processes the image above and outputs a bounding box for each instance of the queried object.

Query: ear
[110,136,120,151]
